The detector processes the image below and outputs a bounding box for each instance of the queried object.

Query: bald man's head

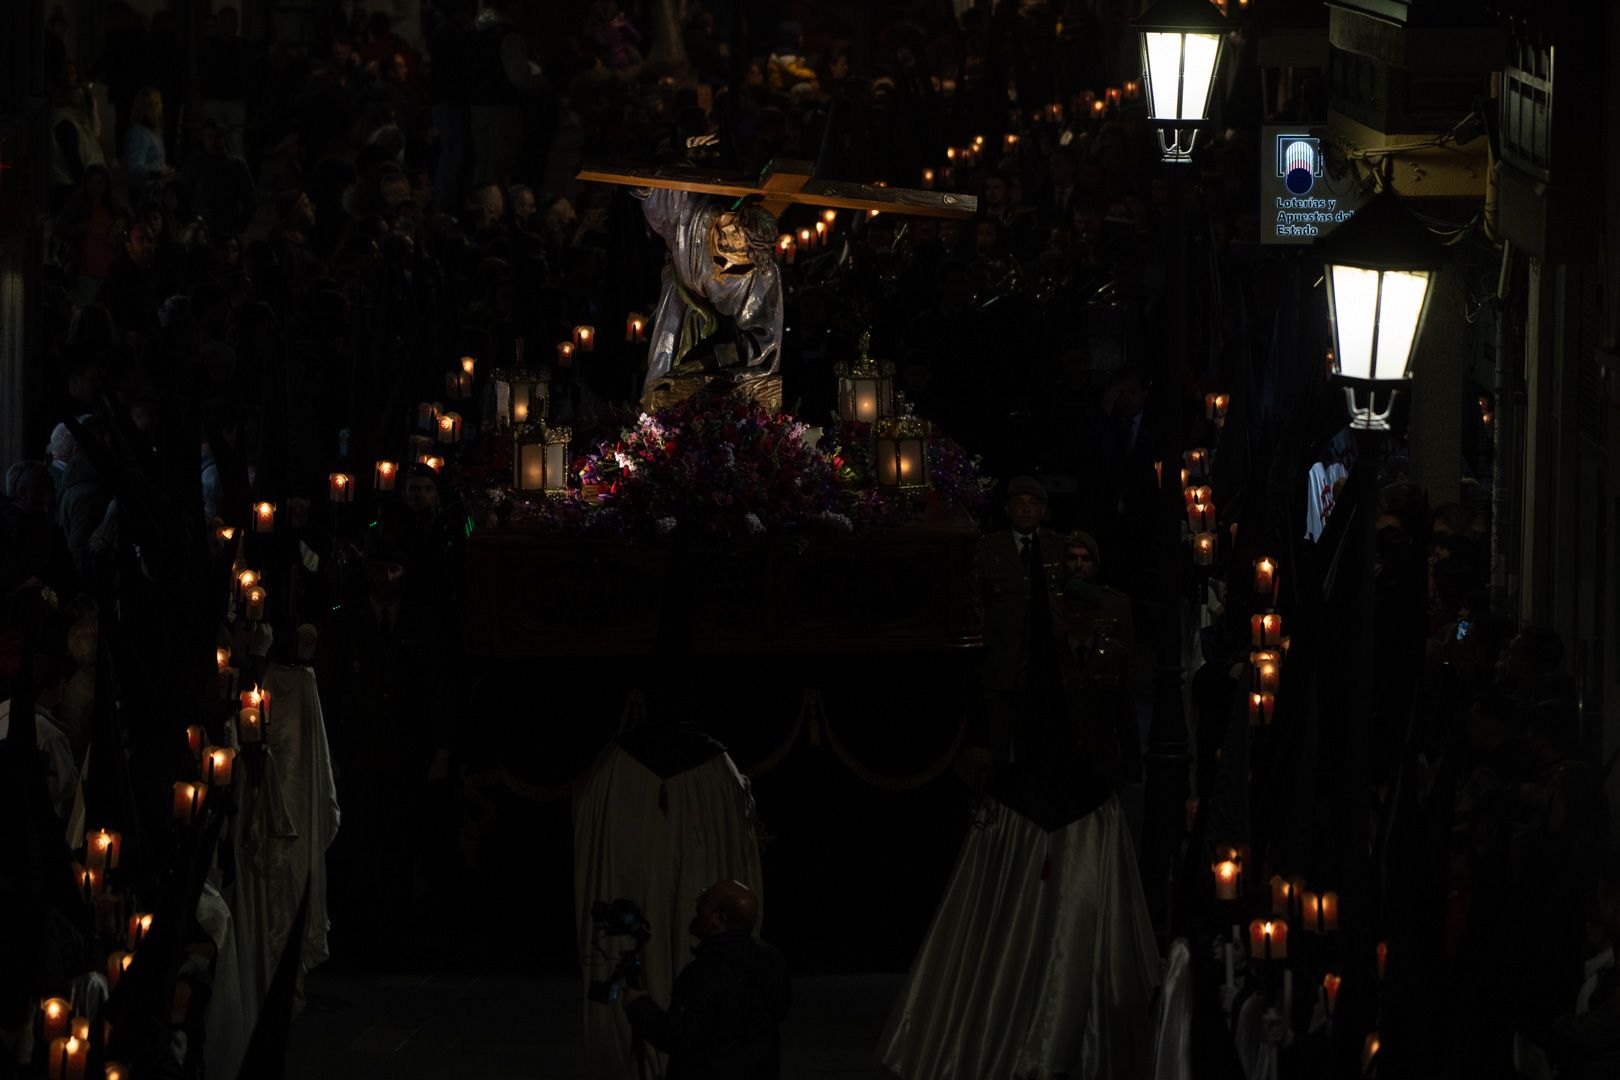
[690,879,758,940]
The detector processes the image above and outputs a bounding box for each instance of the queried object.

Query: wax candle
[1047,102,1064,122]
[1321,890,1340,930]
[1254,557,1277,596]
[921,168,935,188]
[798,227,813,250]
[1253,650,1282,693]
[1107,86,1122,106]
[238,703,262,744]
[64,1035,87,1079]
[1185,447,1210,476]
[1248,691,1275,725]
[78,867,101,902]
[1376,940,1389,979]
[374,460,397,491]
[626,312,648,341]
[460,355,476,377]
[945,147,958,163]
[438,412,464,444]
[417,402,437,431]
[1363,1033,1381,1072]
[1124,79,1141,100]
[106,950,131,989]
[408,434,433,463]
[1091,99,1106,117]
[1251,612,1283,648]
[172,781,205,823]
[1269,875,1293,917]
[202,746,236,786]
[1215,859,1240,900]
[252,502,275,532]
[235,569,258,604]
[556,342,575,367]
[572,325,596,352]
[186,724,205,761]
[422,455,444,473]
[1323,972,1341,1015]
[242,685,270,728]
[42,996,70,1040]
[47,1038,69,1080]
[244,585,266,622]
[1193,532,1216,566]
[86,829,122,874]
[105,1064,130,1080]
[1212,847,1246,893]
[1188,501,1215,532]
[445,371,472,398]
[128,912,153,949]
[1301,890,1327,933]
[1248,918,1288,961]
[215,525,236,544]
[328,472,355,503]
[777,234,796,264]
[71,1017,89,1047]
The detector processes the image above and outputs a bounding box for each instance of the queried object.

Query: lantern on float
[514,422,572,496]
[873,405,931,491]
[834,330,895,424]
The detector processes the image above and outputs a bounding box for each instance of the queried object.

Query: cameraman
[623,880,790,1079]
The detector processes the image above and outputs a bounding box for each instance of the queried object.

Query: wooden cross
[576,157,977,220]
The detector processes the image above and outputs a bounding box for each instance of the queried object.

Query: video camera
[586,899,651,1005]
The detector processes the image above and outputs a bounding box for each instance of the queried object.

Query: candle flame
[461,356,476,374]
[46,1000,64,1017]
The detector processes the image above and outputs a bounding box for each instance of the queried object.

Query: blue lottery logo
[1277,137,1321,196]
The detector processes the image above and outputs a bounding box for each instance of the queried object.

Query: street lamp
[1317,189,1447,430]
[1134,0,1230,163]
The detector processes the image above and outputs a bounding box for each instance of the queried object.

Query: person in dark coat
[623,880,790,1080]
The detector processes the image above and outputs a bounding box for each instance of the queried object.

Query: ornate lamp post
[1133,0,1230,163]
[1317,189,1446,429]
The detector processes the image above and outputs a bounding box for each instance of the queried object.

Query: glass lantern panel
[519,443,545,490]
[1373,269,1430,381]
[545,443,567,491]
[876,440,899,485]
[853,378,880,423]
[1328,264,1381,381]
[1143,32,1184,121]
[899,438,926,483]
[1179,34,1221,120]
[512,382,532,423]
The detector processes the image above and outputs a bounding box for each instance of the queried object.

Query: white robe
[878,795,1161,1079]
[573,742,764,1079]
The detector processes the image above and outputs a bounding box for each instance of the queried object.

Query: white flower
[40,586,60,609]
[744,512,765,534]
[656,516,678,535]
[820,511,854,532]
[614,451,636,471]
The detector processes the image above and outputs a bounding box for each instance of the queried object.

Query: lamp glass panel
[1179,34,1221,120]
[1143,32,1185,121]
[519,443,544,489]
[512,382,531,422]
[1329,264,1381,380]
[1373,269,1430,380]
[545,443,566,491]
[876,440,899,485]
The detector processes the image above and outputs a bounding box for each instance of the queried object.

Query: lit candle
[436,411,463,444]
[202,746,236,786]
[556,342,575,367]
[86,829,122,875]
[1248,918,1288,961]
[42,997,70,1040]
[244,585,266,622]
[1248,691,1275,725]
[1185,447,1209,476]
[1154,460,1163,487]
[945,147,958,163]
[572,325,596,351]
[78,866,101,902]
[1193,531,1216,566]
[242,685,270,728]
[1251,611,1283,648]
[422,455,444,473]
[1187,501,1215,532]
[106,951,132,990]
[235,569,258,603]
[186,724,205,761]
[445,370,473,398]
[798,227,813,251]
[856,393,877,422]
[328,471,355,503]
[1107,86,1122,107]
[374,460,397,491]
[252,502,275,532]
[1254,651,1282,693]
[172,781,205,823]
[921,167,935,188]
[1004,132,1019,153]
[408,434,433,463]
[777,234,796,264]
[64,1035,87,1079]
[1363,1033,1381,1072]
[417,402,438,431]
[626,312,648,341]
[128,912,154,949]
[1254,557,1277,595]
[973,134,985,148]
[1215,859,1240,901]
[1269,875,1293,917]
[1376,940,1389,979]
[814,220,827,246]
[1047,102,1064,122]
[1323,972,1341,1016]
[1091,99,1106,118]
[215,524,236,544]
[1124,79,1141,100]
[106,1064,130,1080]
[1321,890,1340,930]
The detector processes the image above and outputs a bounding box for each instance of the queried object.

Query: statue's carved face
[709,211,755,278]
